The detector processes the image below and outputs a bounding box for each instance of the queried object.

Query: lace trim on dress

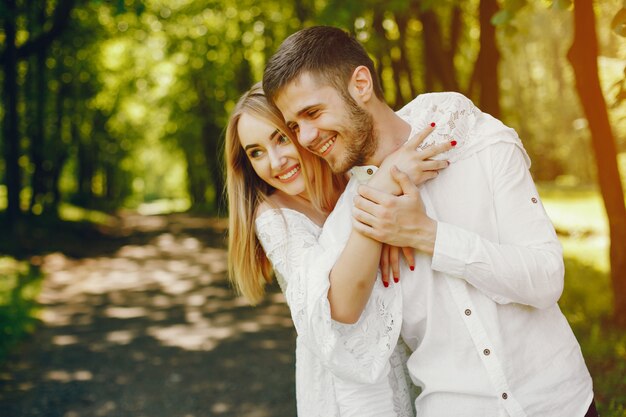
[396,91,529,166]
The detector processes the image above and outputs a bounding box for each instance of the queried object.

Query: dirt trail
[0,213,296,417]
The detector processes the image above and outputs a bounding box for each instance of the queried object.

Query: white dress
[255,205,416,417]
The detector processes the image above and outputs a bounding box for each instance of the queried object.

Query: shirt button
[483,348,490,356]
[531,197,538,203]
[464,309,471,316]
[366,168,374,175]
[502,393,508,400]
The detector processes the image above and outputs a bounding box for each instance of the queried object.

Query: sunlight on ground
[33,220,287,356]
[538,185,612,272]
[45,369,93,383]
[59,203,117,227]
[137,198,191,215]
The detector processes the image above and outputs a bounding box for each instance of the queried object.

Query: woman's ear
[349,65,374,103]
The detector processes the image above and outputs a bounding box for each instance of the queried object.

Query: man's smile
[314,135,337,157]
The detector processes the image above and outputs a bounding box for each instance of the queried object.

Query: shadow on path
[0,213,296,417]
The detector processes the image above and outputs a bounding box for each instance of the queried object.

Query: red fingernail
[394,276,399,283]
[451,140,457,147]
[410,265,415,271]
[383,281,389,288]
[430,122,436,127]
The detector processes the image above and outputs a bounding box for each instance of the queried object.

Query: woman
[225,83,451,416]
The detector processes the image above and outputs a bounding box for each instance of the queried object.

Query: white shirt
[348,92,593,417]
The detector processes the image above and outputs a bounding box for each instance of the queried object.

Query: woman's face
[237,112,308,197]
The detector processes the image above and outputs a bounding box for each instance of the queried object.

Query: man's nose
[297,121,318,148]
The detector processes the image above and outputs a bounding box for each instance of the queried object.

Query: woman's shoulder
[255,198,321,232]
[399,91,478,117]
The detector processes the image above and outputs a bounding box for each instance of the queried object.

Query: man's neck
[366,101,412,167]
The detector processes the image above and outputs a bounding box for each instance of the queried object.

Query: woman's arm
[328,127,454,323]
[256,208,400,384]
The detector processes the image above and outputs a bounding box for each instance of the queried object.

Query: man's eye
[288,123,299,132]
[307,110,318,117]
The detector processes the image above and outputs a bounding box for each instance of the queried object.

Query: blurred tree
[472,0,501,117]
[414,1,461,93]
[1,0,75,230]
[568,0,626,325]
[1,0,20,232]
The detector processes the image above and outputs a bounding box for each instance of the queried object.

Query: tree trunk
[51,65,70,212]
[2,0,22,230]
[395,14,417,99]
[371,11,394,104]
[417,8,459,91]
[475,0,501,118]
[29,5,50,213]
[567,0,626,325]
[202,122,225,212]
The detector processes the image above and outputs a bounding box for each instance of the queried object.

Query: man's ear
[349,65,374,104]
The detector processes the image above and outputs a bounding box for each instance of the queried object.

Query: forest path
[0,213,296,417]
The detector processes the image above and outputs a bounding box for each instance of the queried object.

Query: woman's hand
[369,124,456,195]
[379,244,415,287]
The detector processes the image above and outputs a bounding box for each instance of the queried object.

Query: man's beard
[330,93,378,174]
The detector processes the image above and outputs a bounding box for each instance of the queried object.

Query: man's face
[274,72,377,174]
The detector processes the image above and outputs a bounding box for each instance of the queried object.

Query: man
[263,26,595,417]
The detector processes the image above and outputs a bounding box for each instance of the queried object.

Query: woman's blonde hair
[225,82,346,304]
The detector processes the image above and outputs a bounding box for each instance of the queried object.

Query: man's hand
[353,166,438,255]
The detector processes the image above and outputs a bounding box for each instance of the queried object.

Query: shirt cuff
[431,221,473,277]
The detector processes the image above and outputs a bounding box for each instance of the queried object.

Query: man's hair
[263,26,384,103]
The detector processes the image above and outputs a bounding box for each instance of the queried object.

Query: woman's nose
[268,149,287,170]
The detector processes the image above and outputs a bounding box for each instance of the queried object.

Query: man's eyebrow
[295,104,319,117]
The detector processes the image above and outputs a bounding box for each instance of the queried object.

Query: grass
[0,257,43,362]
[539,184,626,417]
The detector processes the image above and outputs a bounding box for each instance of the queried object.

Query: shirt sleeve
[431,142,565,309]
[255,191,402,383]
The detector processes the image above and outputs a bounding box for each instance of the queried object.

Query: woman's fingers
[389,246,400,283]
[419,159,449,172]
[401,247,415,271]
[405,123,436,149]
[380,244,390,288]
[421,140,456,159]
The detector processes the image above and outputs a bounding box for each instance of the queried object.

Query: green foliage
[612,7,626,37]
[491,0,528,26]
[552,0,572,11]
[560,257,626,417]
[3,0,624,215]
[0,258,43,362]
[540,185,626,416]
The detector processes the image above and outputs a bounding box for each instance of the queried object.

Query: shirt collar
[349,165,378,184]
